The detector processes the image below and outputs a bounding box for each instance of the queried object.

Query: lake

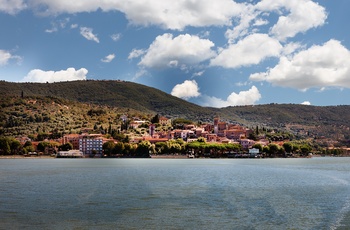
[0,157,350,229]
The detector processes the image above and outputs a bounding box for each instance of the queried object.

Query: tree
[24,144,35,153]
[268,143,280,157]
[166,140,182,154]
[24,141,33,148]
[103,141,115,156]
[37,132,49,141]
[197,137,206,143]
[59,142,73,151]
[283,142,293,153]
[252,143,263,153]
[113,133,129,143]
[0,137,11,155]
[263,146,270,155]
[155,142,167,154]
[248,133,258,141]
[300,144,312,156]
[113,142,125,155]
[123,143,136,157]
[151,114,160,124]
[37,141,51,152]
[10,139,22,155]
[135,141,152,157]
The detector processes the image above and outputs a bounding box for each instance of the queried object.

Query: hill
[0,80,217,121]
[1,80,350,143]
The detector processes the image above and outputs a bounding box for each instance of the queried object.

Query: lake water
[1,157,350,229]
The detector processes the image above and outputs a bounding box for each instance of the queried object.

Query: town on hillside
[1,114,349,158]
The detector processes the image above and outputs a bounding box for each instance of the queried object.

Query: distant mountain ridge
[1,80,350,141]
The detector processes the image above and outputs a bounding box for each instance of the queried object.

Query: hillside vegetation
[0,80,216,121]
[1,80,350,143]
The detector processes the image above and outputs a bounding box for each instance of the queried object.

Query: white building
[239,139,255,149]
[79,134,103,156]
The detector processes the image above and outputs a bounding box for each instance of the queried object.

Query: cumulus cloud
[3,0,327,40]
[101,54,115,63]
[256,0,327,41]
[250,39,350,91]
[282,42,303,56]
[139,33,216,69]
[27,0,243,30]
[202,86,261,108]
[225,4,257,43]
[0,50,21,66]
[128,49,146,60]
[210,33,282,68]
[0,50,13,66]
[224,0,327,43]
[301,101,311,105]
[22,68,88,83]
[80,27,99,43]
[0,0,26,14]
[171,80,200,100]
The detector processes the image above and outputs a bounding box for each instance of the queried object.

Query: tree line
[1,136,347,158]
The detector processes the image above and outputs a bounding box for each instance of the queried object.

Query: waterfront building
[79,134,103,156]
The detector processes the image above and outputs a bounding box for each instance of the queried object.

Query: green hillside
[0,80,217,120]
[1,80,350,143]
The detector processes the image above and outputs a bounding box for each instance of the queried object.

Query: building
[239,139,255,149]
[149,124,156,137]
[79,134,103,156]
[224,126,247,140]
[57,150,83,158]
[217,122,227,137]
[159,116,171,126]
[213,116,220,134]
[62,134,80,149]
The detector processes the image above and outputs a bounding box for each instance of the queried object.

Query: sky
[1,0,350,107]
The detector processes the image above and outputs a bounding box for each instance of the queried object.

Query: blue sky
[1,0,350,107]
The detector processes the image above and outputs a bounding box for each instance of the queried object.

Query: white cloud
[301,101,311,105]
[70,24,78,29]
[210,33,282,68]
[225,4,257,43]
[22,68,88,83]
[120,0,244,30]
[80,27,99,43]
[45,17,70,33]
[0,0,26,14]
[253,18,269,27]
[202,86,261,107]
[128,49,146,60]
[192,71,205,77]
[171,80,200,100]
[139,33,216,69]
[45,27,57,33]
[0,50,21,66]
[111,33,121,41]
[250,39,350,91]
[101,54,115,63]
[282,42,303,56]
[256,0,327,41]
[0,50,13,66]
[132,68,148,80]
[28,0,244,30]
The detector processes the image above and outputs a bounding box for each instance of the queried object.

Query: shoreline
[0,155,54,159]
[1,154,350,159]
